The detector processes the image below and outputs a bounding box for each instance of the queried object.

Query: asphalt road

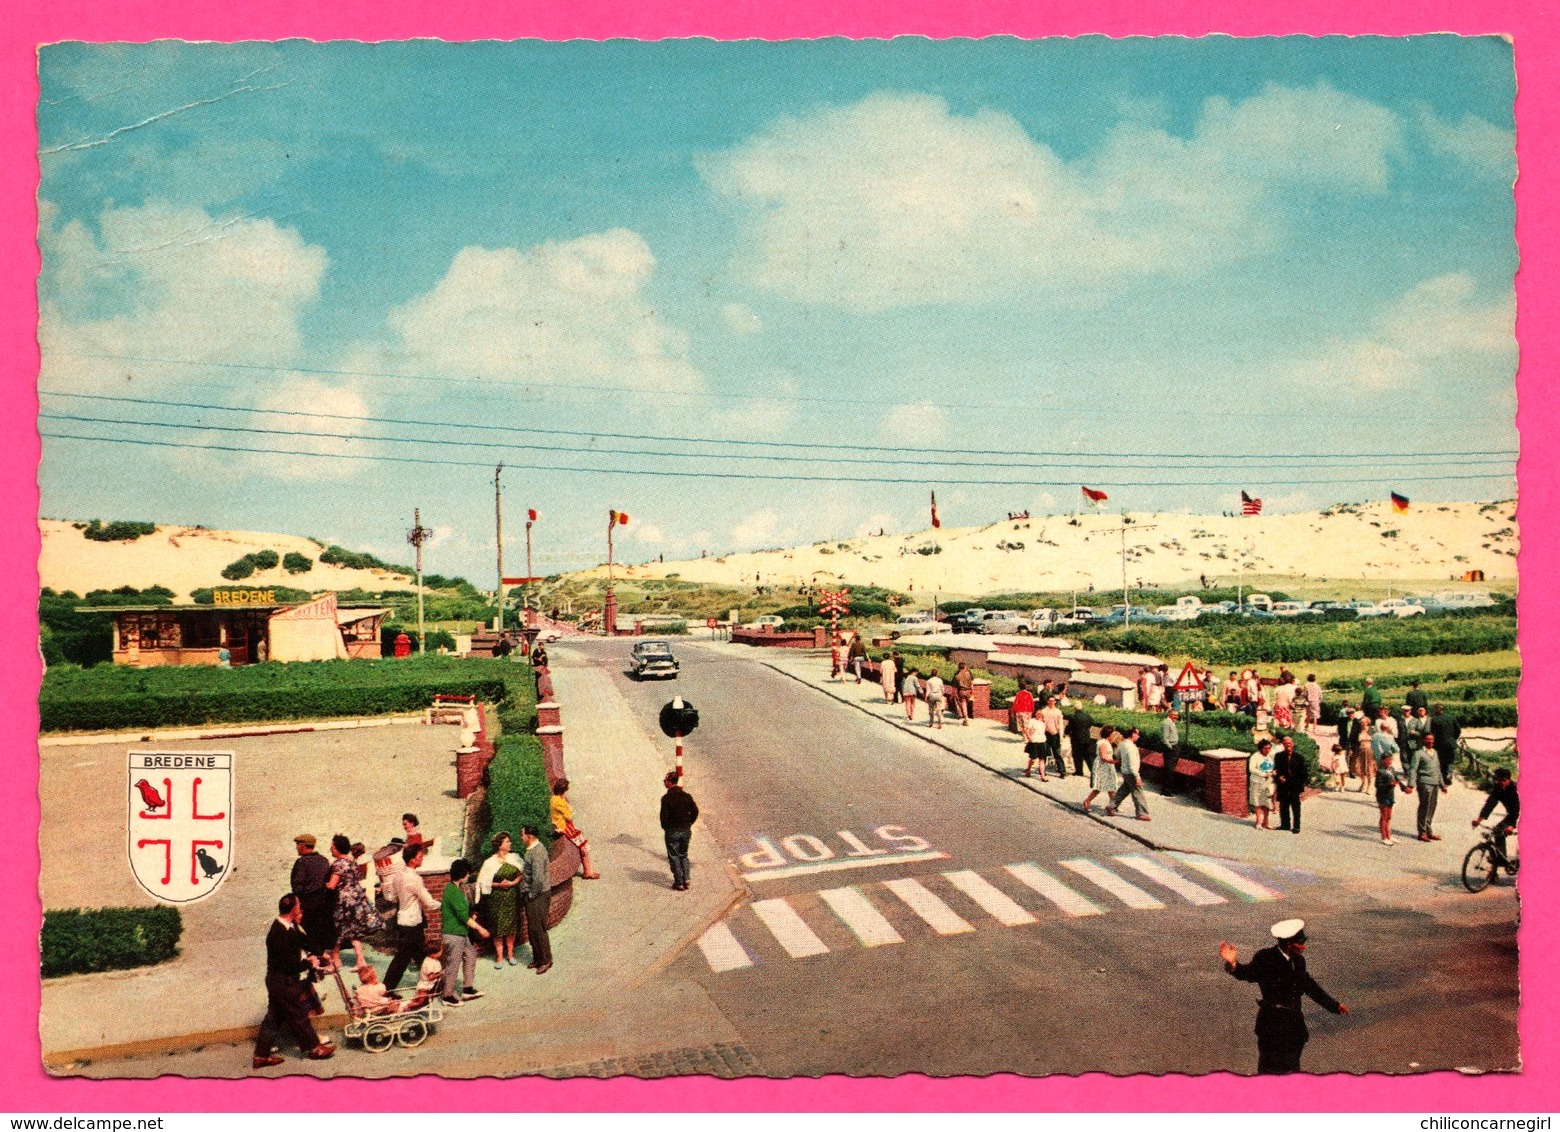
[591,637,1517,1078]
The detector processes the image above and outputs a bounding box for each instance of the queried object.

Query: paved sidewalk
[747,645,1503,886]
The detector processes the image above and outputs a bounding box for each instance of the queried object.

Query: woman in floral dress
[331,833,383,971]
[477,831,524,968]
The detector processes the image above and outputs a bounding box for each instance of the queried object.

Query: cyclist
[1472,766,1520,863]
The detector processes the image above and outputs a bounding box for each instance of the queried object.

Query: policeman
[1219,919,1350,1074]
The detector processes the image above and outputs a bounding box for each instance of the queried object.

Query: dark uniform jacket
[1405,688,1430,712]
[1478,780,1520,827]
[1066,711,1094,752]
[1337,716,1360,752]
[660,787,700,832]
[1272,748,1307,799]
[1226,945,1342,1038]
[1429,714,1461,756]
[265,919,314,982]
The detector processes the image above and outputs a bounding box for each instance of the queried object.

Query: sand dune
[588,501,1518,597]
[39,520,413,601]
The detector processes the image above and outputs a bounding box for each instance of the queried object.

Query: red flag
[1081,486,1108,503]
[527,508,538,523]
[611,510,630,526]
[1241,491,1263,516]
[930,491,941,529]
[1390,492,1410,513]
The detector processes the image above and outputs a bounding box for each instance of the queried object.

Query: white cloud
[628,522,666,545]
[701,86,1402,310]
[371,228,704,394]
[1282,273,1514,392]
[1417,105,1515,181]
[39,200,327,393]
[706,377,801,437]
[879,401,948,444]
[732,508,784,548]
[721,302,763,334]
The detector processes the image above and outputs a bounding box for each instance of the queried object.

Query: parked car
[1359,598,1426,618]
[1423,591,1497,612]
[892,613,952,637]
[1057,607,1097,625]
[950,608,988,634]
[980,610,1027,635]
[1271,601,1320,618]
[1016,609,1064,635]
[1245,593,1274,613]
[1153,604,1201,622]
[747,614,785,629]
[630,640,680,679]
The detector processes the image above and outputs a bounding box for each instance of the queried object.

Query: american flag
[1241,491,1262,516]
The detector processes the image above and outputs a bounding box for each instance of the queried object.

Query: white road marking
[751,898,831,958]
[1003,863,1104,917]
[1168,853,1284,901]
[941,870,1037,926]
[1060,858,1166,909]
[741,849,949,882]
[1112,854,1228,906]
[882,878,975,934]
[696,921,754,972]
[818,886,904,947]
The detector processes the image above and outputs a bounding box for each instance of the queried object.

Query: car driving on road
[630,640,680,679]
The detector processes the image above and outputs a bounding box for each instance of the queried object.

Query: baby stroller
[331,967,445,1053]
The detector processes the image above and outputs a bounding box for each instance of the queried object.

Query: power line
[39,390,1519,465]
[37,410,1521,479]
[39,430,1518,487]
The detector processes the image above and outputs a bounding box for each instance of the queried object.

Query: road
[72,637,1518,1079]
[593,638,1517,1077]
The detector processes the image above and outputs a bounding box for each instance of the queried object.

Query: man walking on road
[847,634,868,684]
[1409,734,1448,840]
[953,663,975,726]
[289,834,335,961]
[1273,735,1306,834]
[1105,727,1151,821]
[661,771,700,890]
[1219,919,1348,1075]
[382,842,439,992]
[1040,695,1066,777]
[520,824,553,974]
[252,894,335,1069]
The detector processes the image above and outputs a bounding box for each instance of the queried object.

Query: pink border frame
[4,1,1551,1113]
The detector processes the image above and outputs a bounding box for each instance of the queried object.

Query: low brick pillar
[537,725,566,786]
[455,748,484,799]
[1201,749,1251,816]
[971,679,992,715]
[420,867,452,951]
[536,701,561,729]
[813,626,828,647]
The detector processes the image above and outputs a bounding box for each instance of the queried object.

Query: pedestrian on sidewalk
[1274,735,1306,834]
[1159,709,1180,793]
[925,671,946,729]
[550,779,602,880]
[1105,727,1151,821]
[519,825,553,974]
[1324,744,1348,792]
[382,842,439,992]
[901,668,922,721]
[1219,919,1348,1075]
[330,834,383,973]
[1067,706,1095,776]
[953,663,974,725]
[1273,677,1296,731]
[660,771,700,891]
[1352,715,1376,792]
[252,893,335,1070]
[1303,674,1323,734]
[476,832,523,968]
[1247,741,1276,829]
[1430,704,1461,782]
[1361,676,1382,720]
[891,652,905,703]
[1376,751,1410,846]
[1405,680,1429,713]
[848,634,868,684]
[880,652,897,705]
[1012,681,1035,738]
[289,834,336,964]
[440,858,491,1006]
[1408,734,1448,841]
[1080,726,1119,812]
[1040,695,1067,777]
[1022,709,1048,781]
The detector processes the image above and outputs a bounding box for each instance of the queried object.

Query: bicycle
[1462,824,1519,893]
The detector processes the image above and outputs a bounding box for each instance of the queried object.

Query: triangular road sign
[1172,662,1204,692]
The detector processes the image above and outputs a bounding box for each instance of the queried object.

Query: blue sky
[36,38,1517,581]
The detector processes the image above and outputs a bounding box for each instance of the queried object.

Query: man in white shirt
[382,843,439,993]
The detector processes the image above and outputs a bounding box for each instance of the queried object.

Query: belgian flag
[1390,492,1410,513]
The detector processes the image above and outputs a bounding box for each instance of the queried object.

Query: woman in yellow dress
[550,779,601,880]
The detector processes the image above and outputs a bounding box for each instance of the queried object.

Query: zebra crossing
[695,852,1283,974]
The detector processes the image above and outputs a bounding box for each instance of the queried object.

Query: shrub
[485,734,553,853]
[319,545,414,574]
[283,552,314,574]
[81,520,157,542]
[42,906,182,978]
[221,556,256,581]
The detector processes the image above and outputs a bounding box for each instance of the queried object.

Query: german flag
[1390,492,1410,513]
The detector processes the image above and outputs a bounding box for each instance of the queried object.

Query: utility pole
[494,463,505,632]
[1096,519,1157,627]
[407,509,432,655]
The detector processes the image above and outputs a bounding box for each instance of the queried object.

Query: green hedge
[42,906,182,978]
[1077,615,1515,665]
[40,657,518,733]
[484,734,553,854]
[1322,665,1521,693]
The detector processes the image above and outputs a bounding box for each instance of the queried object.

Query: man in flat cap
[289,834,336,965]
[1219,919,1349,1074]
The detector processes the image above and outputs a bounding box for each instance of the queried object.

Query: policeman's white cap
[1270,918,1307,942]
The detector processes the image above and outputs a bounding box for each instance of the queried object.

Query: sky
[35,37,1518,583]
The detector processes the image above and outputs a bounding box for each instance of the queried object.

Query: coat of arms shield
[127,750,234,904]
